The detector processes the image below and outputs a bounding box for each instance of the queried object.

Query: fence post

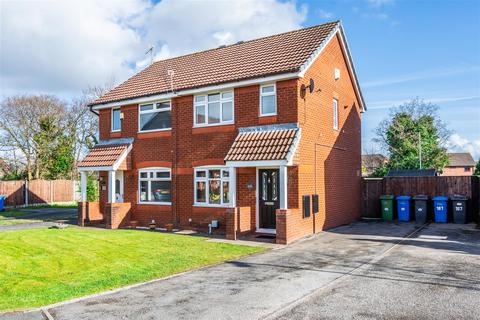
[24,180,29,207]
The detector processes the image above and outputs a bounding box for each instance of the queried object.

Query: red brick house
[441,153,476,176]
[77,21,366,244]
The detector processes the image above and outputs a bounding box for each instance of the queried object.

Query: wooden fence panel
[362,178,383,218]
[0,180,75,207]
[0,181,24,207]
[363,176,479,222]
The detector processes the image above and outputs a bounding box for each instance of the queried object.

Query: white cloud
[368,95,480,110]
[366,0,394,7]
[0,0,307,99]
[448,134,480,160]
[363,66,480,88]
[318,9,334,19]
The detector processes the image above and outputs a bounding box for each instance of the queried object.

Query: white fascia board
[285,128,301,165]
[112,144,133,171]
[91,72,300,110]
[78,166,113,172]
[297,23,366,112]
[298,24,339,78]
[226,160,289,168]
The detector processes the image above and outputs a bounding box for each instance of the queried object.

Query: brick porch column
[226,207,238,240]
[78,202,87,227]
[276,209,289,244]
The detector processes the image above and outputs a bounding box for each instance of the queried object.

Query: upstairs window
[194,168,230,206]
[194,91,234,126]
[333,98,339,130]
[139,101,171,132]
[139,168,171,204]
[260,84,276,116]
[111,107,121,132]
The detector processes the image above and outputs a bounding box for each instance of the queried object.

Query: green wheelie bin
[380,195,394,221]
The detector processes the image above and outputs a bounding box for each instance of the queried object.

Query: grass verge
[0,227,266,311]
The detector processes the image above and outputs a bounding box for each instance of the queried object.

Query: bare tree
[0,95,67,180]
[68,83,114,176]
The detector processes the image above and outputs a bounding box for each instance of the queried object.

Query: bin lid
[380,195,394,200]
[451,195,468,200]
[396,195,411,200]
[413,195,429,200]
[433,196,448,201]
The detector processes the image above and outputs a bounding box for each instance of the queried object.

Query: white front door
[115,171,124,202]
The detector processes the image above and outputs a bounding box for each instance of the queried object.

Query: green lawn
[0,217,40,226]
[0,227,265,311]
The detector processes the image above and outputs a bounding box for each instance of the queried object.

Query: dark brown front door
[259,169,280,229]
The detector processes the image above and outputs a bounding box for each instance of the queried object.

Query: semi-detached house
[77,21,366,244]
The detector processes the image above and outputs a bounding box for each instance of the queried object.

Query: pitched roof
[447,153,476,167]
[77,144,129,168]
[91,21,340,106]
[225,124,300,162]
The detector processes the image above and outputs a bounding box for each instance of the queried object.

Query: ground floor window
[138,168,171,204]
[194,167,230,206]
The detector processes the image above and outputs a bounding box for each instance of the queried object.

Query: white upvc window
[194,167,231,206]
[260,84,277,116]
[111,107,121,132]
[139,100,171,132]
[333,98,339,130]
[194,91,234,126]
[138,168,171,204]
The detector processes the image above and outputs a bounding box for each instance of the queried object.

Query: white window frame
[111,107,121,132]
[138,100,172,133]
[193,91,234,127]
[259,83,277,116]
[138,167,172,205]
[194,166,232,207]
[333,98,339,130]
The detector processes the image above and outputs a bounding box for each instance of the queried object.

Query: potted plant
[149,220,156,230]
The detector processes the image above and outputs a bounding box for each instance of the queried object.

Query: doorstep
[207,237,282,249]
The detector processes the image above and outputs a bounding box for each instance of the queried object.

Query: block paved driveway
[3,222,480,320]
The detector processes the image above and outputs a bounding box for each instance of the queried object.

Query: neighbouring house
[362,154,387,176]
[442,152,476,176]
[77,21,366,244]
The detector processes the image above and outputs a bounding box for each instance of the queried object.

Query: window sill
[137,130,172,139]
[111,130,121,133]
[259,113,277,117]
[193,121,234,128]
[138,128,172,133]
[193,204,233,208]
[137,202,172,206]
[192,124,235,134]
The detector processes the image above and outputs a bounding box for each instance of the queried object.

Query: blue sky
[1,0,479,158]
[297,0,480,158]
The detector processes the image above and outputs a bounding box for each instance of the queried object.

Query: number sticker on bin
[436,205,444,210]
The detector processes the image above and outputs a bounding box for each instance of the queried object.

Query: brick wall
[96,81,299,231]
[441,166,474,176]
[283,33,362,242]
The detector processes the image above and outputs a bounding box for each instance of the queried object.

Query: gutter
[89,105,99,116]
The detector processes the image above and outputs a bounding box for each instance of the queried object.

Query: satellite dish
[308,78,315,93]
